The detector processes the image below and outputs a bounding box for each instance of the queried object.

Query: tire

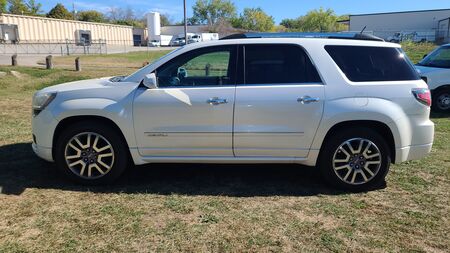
[318,128,391,191]
[431,88,450,113]
[54,120,129,185]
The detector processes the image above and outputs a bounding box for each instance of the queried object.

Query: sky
[40,0,450,24]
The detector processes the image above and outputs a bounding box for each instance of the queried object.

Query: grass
[0,45,449,252]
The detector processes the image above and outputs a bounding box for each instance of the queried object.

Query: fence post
[45,55,53,69]
[66,39,70,56]
[205,63,211,76]
[11,54,17,66]
[75,57,81,71]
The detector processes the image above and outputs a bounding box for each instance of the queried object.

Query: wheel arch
[52,115,131,161]
[318,120,396,163]
[432,84,450,93]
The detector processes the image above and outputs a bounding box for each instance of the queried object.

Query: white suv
[32,33,434,191]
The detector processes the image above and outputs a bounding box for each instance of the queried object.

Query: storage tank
[147,12,161,41]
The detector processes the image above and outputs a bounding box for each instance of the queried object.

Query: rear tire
[54,120,129,185]
[318,128,391,191]
[432,88,450,113]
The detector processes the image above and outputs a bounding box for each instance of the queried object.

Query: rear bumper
[32,143,54,162]
[395,143,433,163]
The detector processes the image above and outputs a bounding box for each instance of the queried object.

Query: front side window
[156,46,235,87]
[325,45,420,82]
[243,44,321,85]
[418,45,450,68]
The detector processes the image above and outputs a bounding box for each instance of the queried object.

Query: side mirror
[143,73,158,89]
[423,54,428,59]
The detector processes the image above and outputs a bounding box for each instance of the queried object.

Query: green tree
[0,0,7,13]
[8,0,28,14]
[300,8,340,32]
[190,0,236,27]
[232,7,274,32]
[46,3,73,19]
[78,10,105,23]
[280,18,303,30]
[282,8,345,32]
[25,0,42,15]
[160,14,171,26]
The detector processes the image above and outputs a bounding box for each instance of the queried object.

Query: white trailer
[200,33,219,41]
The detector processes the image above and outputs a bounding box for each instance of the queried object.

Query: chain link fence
[0,39,170,55]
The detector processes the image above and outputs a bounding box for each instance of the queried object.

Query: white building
[349,9,450,43]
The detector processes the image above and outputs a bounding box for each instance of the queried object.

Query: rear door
[233,44,325,158]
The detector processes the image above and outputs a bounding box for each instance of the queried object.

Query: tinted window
[156,46,235,87]
[325,45,420,82]
[244,44,321,85]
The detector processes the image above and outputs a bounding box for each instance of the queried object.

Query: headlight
[32,92,57,116]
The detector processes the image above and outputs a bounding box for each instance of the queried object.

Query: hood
[40,77,138,93]
[36,77,141,103]
[415,65,448,76]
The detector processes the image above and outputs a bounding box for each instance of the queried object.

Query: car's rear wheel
[319,128,391,191]
[54,121,128,185]
[432,88,450,113]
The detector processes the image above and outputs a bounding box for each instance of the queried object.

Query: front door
[233,44,325,158]
[133,45,237,157]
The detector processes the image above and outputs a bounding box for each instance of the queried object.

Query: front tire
[432,88,450,113]
[318,128,391,191]
[54,121,129,185]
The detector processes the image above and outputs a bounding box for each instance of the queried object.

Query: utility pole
[72,3,76,20]
[184,0,188,44]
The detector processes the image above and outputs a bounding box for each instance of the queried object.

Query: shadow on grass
[430,112,450,119]
[0,143,384,196]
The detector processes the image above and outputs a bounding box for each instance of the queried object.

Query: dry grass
[0,47,449,252]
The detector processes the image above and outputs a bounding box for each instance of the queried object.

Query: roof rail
[220,32,384,42]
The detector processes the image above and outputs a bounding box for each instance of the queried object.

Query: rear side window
[325,45,420,82]
[244,44,321,85]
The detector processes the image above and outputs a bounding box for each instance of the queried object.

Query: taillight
[412,88,431,107]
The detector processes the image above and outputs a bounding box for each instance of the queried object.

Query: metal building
[0,13,134,45]
[349,9,450,43]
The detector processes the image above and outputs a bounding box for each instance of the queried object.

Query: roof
[350,8,450,17]
[0,13,133,28]
[220,32,384,42]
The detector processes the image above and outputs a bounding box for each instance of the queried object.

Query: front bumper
[32,143,54,162]
[32,109,58,162]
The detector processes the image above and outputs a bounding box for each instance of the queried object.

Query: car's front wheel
[54,121,129,185]
[319,128,391,191]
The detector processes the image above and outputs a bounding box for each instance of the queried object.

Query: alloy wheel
[332,138,382,185]
[64,132,115,179]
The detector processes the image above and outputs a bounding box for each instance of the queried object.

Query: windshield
[418,45,450,68]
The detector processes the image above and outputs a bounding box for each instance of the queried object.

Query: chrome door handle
[207,97,228,105]
[297,96,320,104]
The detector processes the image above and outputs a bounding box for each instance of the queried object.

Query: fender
[307,97,412,164]
[51,96,137,149]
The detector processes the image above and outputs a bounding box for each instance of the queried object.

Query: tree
[160,14,172,26]
[232,7,274,32]
[280,18,303,30]
[191,0,236,28]
[46,3,73,20]
[25,0,42,15]
[78,10,105,23]
[281,8,344,32]
[8,0,28,14]
[0,0,7,13]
